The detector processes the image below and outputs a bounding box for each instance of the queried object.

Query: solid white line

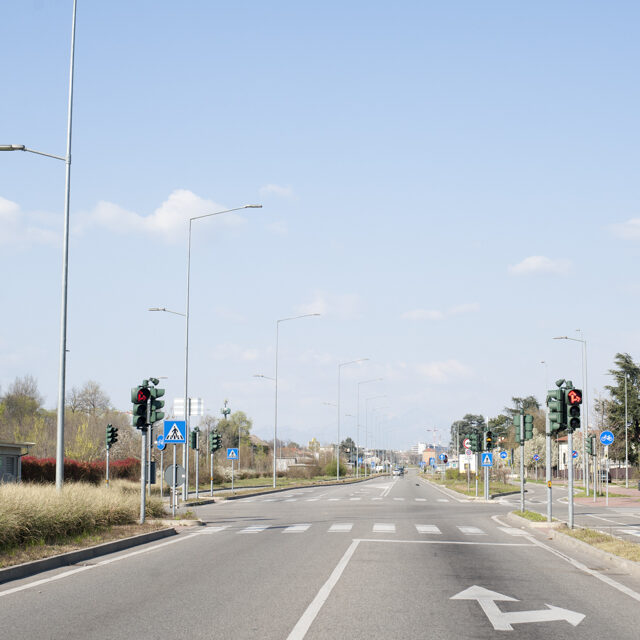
[286,540,360,640]
[586,514,624,525]
[491,514,640,603]
[0,532,201,598]
[306,498,319,502]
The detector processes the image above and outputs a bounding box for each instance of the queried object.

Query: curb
[506,512,640,580]
[490,489,525,499]
[0,527,176,585]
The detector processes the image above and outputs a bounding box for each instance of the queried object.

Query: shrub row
[21,457,140,484]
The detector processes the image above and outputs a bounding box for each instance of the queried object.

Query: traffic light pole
[140,426,147,524]
[568,429,574,528]
[520,408,525,513]
[210,451,214,497]
[106,445,110,488]
[546,410,552,523]
[195,430,199,500]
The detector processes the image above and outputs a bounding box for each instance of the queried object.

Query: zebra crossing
[199,522,499,537]
[242,496,448,504]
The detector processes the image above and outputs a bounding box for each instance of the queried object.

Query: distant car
[393,467,404,476]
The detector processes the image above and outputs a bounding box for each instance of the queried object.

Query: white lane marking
[420,479,468,503]
[380,479,397,498]
[284,524,311,533]
[393,497,405,501]
[617,529,640,538]
[239,525,269,534]
[0,532,202,598]
[586,514,624,525]
[350,498,361,501]
[306,498,319,502]
[200,526,229,534]
[373,523,396,533]
[286,540,360,640]
[263,498,277,502]
[328,498,340,501]
[284,498,297,502]
[491,514,640,603]
[372,497,383,501]
[356,539,532,547]
[458,526,486,535]
[497,527,530,536]
[329,523,353,532]
[437,498,449,503]
[415,498,427,502]
[415,525,441,534]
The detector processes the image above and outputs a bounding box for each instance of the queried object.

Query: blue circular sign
[600,430,614,446]
[156,435,166,451]
[500,451,508,459]
[438,453,446,461]
[533,454,540,461]
[572,450,578,459]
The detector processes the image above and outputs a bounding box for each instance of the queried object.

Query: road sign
[419,460,426,467]
[227,448,239,460]
[465,448,473,457]
[481,453,493,467]
[600,430,614,446]
[358,457,363,464]
[164,420,186,443]
[438,453,446,461]
[451,585,584,631]
[156,435,166,451]
[371,461,375,468]
[463,438,471,449]
[572,450,578,459]
[429,457,436,466]
[164,464,185,486]
[533,454,540,462]
[500,451,508,460]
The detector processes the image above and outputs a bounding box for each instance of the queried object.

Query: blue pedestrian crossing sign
[227,448,239,460]
[164,420,186,444]
[481,453,493,467]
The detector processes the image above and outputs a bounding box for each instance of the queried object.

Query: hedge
[21,457,140,484]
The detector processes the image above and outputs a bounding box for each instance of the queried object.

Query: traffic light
[547,388,565,433]
[209,430,222,453]
[190,430,198,449]
[106,424,118,448]
[469,431,480,453]
[214,432,222,451]
[512,414,522,441]
[485,431,493,450]
[586,435,594,456]
[131,385,151,428]
[524,414,534,441]
[565,388,582,432]
[149,385,165,423]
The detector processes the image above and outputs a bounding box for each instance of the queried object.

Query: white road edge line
[490,514,640,603]
[286,539,361,640]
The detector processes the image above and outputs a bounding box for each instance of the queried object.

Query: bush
[21,456,140,484]
[287,465,321,479]
[323,460,347,477]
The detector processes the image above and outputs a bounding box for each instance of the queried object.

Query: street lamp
[181,204,262,498]
[1,1,78,491]
[356,378,383,477]
[337,358,368,480]
[553,333,589,492]
[273,314,320,488]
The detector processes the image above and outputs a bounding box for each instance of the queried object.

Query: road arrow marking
[451,585,585,630]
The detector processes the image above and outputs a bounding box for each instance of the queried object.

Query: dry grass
[512,509,548,522]
[562,526,640,563]
[0,480,165,551]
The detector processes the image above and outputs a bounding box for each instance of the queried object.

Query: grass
[512,509,549,522]
[0,480,165,554]
[574,490,629,499]
[427,474,515,497]
[561,526,640,563]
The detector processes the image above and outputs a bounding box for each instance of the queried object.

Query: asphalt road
[2,469,640,639]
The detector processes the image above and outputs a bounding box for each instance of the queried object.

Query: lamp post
[337,359,368,480]
[1,1,78,491]
[625,373,629,488]
[356,378,383,478]
[371,406,389,473]
[180,204,261,499]
[553,334,589,493]
[273,314,320,488]
[364,395,387,477]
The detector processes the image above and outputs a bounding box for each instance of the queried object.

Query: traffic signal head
[586,436,593,456]
[565,388,582,432]
[149,386,165,423]
[131,386,151,428]
[485,431,493,450]
[106,424,118,447]
[190,431,197,449]
[512,414,522,441]
[524,414,534,441]
[547,389,565,433]
[469,431,480,453]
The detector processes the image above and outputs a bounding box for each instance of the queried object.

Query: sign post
[227,448,239,493]
[600,431,614,507]
[164,420,186,509]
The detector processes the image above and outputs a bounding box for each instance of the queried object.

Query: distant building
[0,441,35,482]
[411,442,427,455]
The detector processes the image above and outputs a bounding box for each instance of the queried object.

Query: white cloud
[296,291,361,319]
[416,360,473,383]
[212,343,261,361]
[0,196,59,247]
[610,218,640,240]
[266,220,288,235]
[259,184,294,199]
[508,255,571,276]
[401,303,479,321]
[85,190,246,243]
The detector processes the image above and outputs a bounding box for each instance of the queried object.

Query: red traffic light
[567,389,582,405]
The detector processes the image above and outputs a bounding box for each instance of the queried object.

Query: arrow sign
[451,585,584,631]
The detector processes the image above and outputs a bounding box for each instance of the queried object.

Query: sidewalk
[574,483,640,508]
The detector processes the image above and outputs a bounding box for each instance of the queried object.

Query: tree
[450,414,485,447]
[340,437,356,461]
[604,352,640,465]
[66,380,110,416]
[1,375,43,427]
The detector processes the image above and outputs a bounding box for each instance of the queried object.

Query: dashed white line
[283,524,311,533]
[239,525,269,534]
[373,523,396,533]
[415,525,441,534]
[458,526,485,535]
[329,523,353,532]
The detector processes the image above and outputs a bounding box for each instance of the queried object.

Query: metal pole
[106,446,110,487]
[195,430,199,500]
[231,459,235,493]
[337,365,341,481]
[140,428,147,524]
[356,384,360,479]
[606,446,609,506]
[475,451,478,497]
[520,408,525,513]
[172,444,176,518]
[210,450,214,498]
[593,442,597,501]
[273,321,280,488]
[183,219,193,501]
[582,337,589,493]
[147,424,152,496]
[546,410,552,522]
[160,447,163,499]
[55,0,78,492]
[568,429,574,529]
[625,374,629,488]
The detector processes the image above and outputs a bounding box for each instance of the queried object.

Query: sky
[2,1,640,450]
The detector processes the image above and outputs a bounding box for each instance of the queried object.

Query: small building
[0,441,35,482]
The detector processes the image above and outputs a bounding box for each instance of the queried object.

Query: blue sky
[2,1,640,449]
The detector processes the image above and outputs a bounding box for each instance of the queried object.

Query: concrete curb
[506,512,640,580]
[490,489,525,499]
[0,527,176,585]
